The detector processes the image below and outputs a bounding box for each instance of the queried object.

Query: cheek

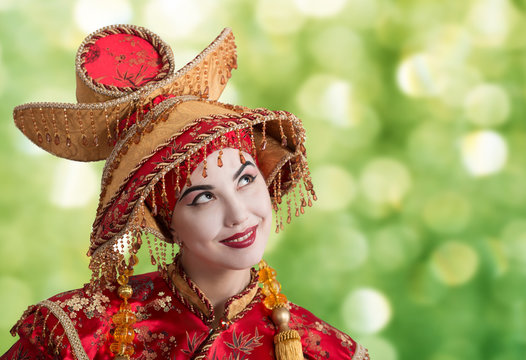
[247,181,272,221]
[172,208,218,244]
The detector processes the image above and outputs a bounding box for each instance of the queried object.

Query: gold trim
[13,27,237,162]
[101,95,199,185]
[352,343,370,360]
[40,299,90,360]
[90,107,308,259]
[75,24,175,99]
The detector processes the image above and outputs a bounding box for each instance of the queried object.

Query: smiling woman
[1,24,369,359]
[173,149,272,273]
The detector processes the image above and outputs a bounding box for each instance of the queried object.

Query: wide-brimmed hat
[13,24,315,286]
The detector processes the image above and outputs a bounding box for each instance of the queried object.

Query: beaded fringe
[88,115,315,289]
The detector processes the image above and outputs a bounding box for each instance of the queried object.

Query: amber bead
[119,302,131,311]
[117,275,127,286]
[263,294,277,309]
[118,285,133,299]
[110,342,134,356]
[113,311,137,325]
[123,268,134,276]
[114,326,135,343]
[269,279,281,294]
[276,293,287,306]
[258,267,277,282]
[263,294,285,310]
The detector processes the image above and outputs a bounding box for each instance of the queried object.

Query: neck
[179,252,252,318]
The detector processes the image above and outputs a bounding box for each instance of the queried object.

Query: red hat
[13,25,315,286]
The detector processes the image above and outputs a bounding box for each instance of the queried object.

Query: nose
[223,192,249,228]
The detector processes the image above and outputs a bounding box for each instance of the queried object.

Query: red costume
[3,265,368,359]
[3,25,370,359]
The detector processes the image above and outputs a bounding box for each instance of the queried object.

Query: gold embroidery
[352,343,370,360]
[58,292,110,319]
[224,285,258,321]
[40,300,89,360]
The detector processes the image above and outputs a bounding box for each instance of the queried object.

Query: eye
[238,174,256,187]
[190,191,215,206]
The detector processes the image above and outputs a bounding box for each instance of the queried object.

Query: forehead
[188,148,257,183]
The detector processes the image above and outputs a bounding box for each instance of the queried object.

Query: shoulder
[9,271,166,359]
[289,302,370,360]
[10,285,112,359]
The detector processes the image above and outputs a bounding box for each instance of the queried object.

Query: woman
[1,25,369,359]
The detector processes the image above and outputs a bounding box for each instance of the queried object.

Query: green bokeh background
[2,0,526,358]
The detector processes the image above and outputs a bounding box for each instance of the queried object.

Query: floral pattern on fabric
[83,33,163,89]
[224,328,264,356]
[59,292,110,319]
[2,271,368,360]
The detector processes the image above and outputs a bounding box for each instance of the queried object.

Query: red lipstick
[220,225,258,248]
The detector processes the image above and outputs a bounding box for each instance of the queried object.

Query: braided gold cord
[274,329,301,343]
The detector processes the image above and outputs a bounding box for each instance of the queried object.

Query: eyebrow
[233,161,255,180]
[178,185,214,201]
[177,161,256,202]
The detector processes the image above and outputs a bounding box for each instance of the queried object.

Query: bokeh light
[143,0,214,40]
[466,0,512,47]
[396,53,441,97]
[422,191,471,234]
[256,0,305,35]
[324,226,369,272]
[293,0,347,17]
[342,288,392,334]
[50,160,98,208]
[460,130,508,176]
[74,0,133,33]
[431,241,479,286]
[426,25,472,65]
[360,336,398,360]
[343,0,379,29]
[464,84,510,127]
[297,74,358,127]
[311,164,356,211]
[2,1,526,358]
[359,158,412,208]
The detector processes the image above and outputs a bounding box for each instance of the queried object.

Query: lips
[220,225,258,249]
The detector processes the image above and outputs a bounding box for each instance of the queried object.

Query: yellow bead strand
[258,260,304,360]
[110,255,138,359]
[258,260,288,310]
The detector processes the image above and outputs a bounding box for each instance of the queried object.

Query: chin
[225,249,265,270]
[223,239,267,270]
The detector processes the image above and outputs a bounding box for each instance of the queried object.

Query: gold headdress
[14,24,314,360]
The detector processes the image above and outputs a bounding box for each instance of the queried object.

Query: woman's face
[171,148,272,271]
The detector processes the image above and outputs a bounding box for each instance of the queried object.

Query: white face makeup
[170,148,272,272]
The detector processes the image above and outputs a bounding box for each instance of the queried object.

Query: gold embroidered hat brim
[13,25,237,162]
[89,98,309,259]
